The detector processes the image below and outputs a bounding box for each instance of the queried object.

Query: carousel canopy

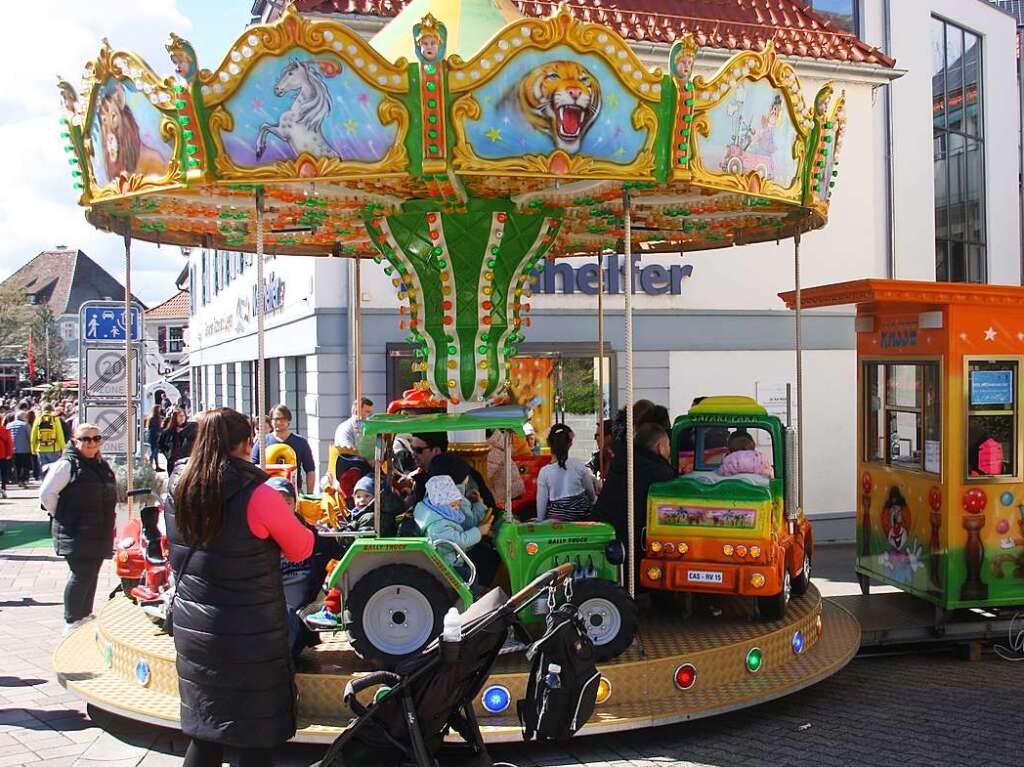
[57,1,851,403]
[57,1,847,259]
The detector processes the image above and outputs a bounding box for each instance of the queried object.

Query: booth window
[966,359,1018,478]
[863,361,941,473]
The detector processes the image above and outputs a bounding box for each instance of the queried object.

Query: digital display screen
[970,370,1013,407]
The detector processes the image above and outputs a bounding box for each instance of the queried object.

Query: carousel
[53,0,860,742]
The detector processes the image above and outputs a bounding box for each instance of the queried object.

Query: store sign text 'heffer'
[530,254,693,296]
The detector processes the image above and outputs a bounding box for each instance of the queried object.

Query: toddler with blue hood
[414,474,493,577]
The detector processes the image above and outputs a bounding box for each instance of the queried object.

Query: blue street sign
[80,303,142,342]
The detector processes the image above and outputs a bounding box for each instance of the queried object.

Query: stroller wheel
[347,564,450,667]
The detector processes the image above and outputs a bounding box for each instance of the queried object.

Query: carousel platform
[54,584,858,743]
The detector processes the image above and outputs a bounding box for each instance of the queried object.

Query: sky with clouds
[0,1,248,306]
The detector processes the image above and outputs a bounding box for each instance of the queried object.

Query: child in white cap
[414,474,493,580]
[349,474,375,528]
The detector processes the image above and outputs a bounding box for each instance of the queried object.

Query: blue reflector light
[792,630,804,654]
[135,659,150,687]
[481,685,511,714]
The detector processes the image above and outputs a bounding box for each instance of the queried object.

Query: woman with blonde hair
[40,423,117,634]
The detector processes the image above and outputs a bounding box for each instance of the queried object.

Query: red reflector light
[673,663,697,690]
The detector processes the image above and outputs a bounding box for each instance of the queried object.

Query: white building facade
[188,0,1021,541]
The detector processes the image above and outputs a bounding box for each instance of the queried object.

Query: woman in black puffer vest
[40,422,117,634]
[164,408,313,767]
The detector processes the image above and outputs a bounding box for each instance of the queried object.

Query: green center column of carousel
[366,200,562,403]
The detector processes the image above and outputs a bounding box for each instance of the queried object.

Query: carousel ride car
[641,396,813,619]
[314,408,636,666]
[53,0,861,742]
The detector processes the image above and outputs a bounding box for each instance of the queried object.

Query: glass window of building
[201,252,208,305]
[227,363,237,411]
[214,364,223,407]
[933,18,985,282]
[168,326,184,353]
[241,361,253,416]
[807,0,859,35]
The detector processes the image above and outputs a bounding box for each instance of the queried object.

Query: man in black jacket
[406,431,496,509]
[593,422,676,555]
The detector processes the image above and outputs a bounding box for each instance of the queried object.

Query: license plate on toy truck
[687,570,724,584]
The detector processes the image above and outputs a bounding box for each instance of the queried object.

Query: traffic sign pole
[123,227,135,519]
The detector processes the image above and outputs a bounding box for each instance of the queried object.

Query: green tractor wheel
[571,578,638,661]
[345,564,451,667]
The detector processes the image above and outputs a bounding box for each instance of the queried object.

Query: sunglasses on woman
[77,435,103,444]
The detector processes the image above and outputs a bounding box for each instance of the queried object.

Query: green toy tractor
[321,408,637,667]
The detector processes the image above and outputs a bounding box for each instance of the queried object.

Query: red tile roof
[294,0,895,67]
[145,290,189,319]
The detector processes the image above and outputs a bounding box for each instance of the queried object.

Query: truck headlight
[605,541,625,565]
[646,566,662,581]
[750,573,766,588]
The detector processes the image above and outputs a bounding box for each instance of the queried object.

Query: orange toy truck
[640,396,813,618]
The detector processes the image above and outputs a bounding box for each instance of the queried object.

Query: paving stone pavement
[2,484,1022,766]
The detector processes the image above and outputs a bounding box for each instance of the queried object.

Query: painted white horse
[256,59,339,160]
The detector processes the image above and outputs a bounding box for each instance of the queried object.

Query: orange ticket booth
[782,279,1024,610]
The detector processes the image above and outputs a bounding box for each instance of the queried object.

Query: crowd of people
[0,396,77,497]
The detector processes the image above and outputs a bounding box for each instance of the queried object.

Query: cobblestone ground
[1,486,1021,766]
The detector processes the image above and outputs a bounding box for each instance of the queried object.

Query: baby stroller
[315,563,575,767]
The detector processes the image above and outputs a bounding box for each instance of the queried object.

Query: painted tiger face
[520,61,601,154]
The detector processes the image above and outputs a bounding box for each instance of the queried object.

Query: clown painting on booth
[878,486,927,587]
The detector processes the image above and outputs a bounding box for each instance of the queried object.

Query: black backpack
[518,602,600,741]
